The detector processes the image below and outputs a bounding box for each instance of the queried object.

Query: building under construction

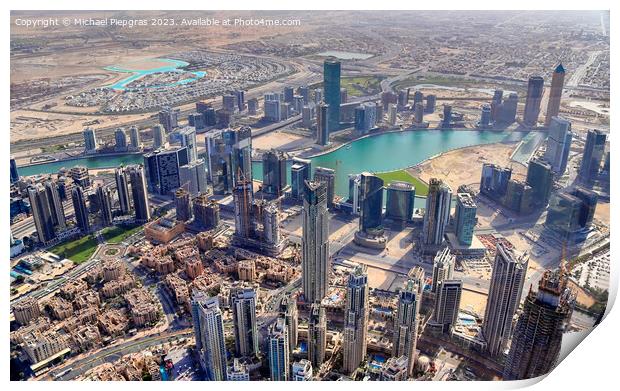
[502,268,575,380]
[232,177,287,257]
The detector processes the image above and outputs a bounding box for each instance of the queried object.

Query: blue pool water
[106,58,206,90]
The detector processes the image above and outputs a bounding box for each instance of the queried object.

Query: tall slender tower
[523,76,544,127]
[482,243,529,356]
[393,266,425,376]
[503,268,574,380]
[27,185,56,243]
[433,280,462,333]
[307,303,327,370]
[191,292,227,381]
[115,166,132,215]
[323,59,341,132]
[579,129,607,184]
[343,264,369,374]
[71,186,90,234]
[302,180,330,303]
[431,247,455,293]
[268,316,290,381]
[44,180,66,230]
[544,64,566,127]
[233,178,254,239]
[97,185,114,227]
[280,295,298,352]
[231,287,259,357]
[127,165,151,222]
[422,178,452,248]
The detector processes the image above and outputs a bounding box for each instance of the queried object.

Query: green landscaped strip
[376,170,429,196]
[102,225,143,244]
[49,235,98,264]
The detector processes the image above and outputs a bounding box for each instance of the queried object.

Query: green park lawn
[49,235,98,264]
[376,170,429,196]
[101,225,142,244]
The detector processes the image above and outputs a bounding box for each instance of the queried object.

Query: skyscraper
[526,158,554,207]
[280,295,298,352]
[152,124,166,149]
[393,267,424,376]
[129,126,141,150]
[523,76,544,127]
[144,147,189,196]
[10,158,19,184]
[307,303,327,370]
[433,280,462,333]
[27,185,56,243]
[290,158,311,200]
[422,178,452,247]
[233,178,254,240]
[385,181,415,223]
[316,102,330,146]
[44,180,66,230]
[358,172,384,234]
[231,287,259,357]
[268,316,290,381]
[545,192,582,239]
[191,292,227,381]
[431,247,455,294]
[175,187,192,222]
[262,150,287,196]
[114,128,128,152]
[323,59,341,132]
[503,269,574,380]
[544,64,566,127]
[158,106,179,132]
[579,129,607,184]
[115,167,132,215]
[223,127,253,186]
[483,243,528,356]
[179,159,207,195]
[343,264,369,374]
[97,185,114,226]
[71,186,90,233]
[544,116,572,175]
[193,192,220,230]
[127,165,151,222]
[454,193,477,246]
[83,128,98,154]
[313,167,336,208]
[302,180,330,303]
[177,126,198,163]
[480,164,512,201]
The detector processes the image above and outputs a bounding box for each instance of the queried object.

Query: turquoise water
[106,58,206,90]
[19,130,526,199]
[309,130,526,198]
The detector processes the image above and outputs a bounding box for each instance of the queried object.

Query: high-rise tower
[302,180,330,303]
[323,59,341,132]
[523,76,544,127]
[544,64,566,127]
[482,243,528,356]
[343,264,369,374]
[503,268,574,380]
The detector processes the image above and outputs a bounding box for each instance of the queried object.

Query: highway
[46,329,194,381]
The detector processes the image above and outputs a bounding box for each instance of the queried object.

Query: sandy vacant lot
[409,142,527,192]
[252,131,306,151]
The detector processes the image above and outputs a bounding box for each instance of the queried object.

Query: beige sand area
[408,142,526,192]
[10,109,153,143]
[252,131,306,151]
[459,289,488,317]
